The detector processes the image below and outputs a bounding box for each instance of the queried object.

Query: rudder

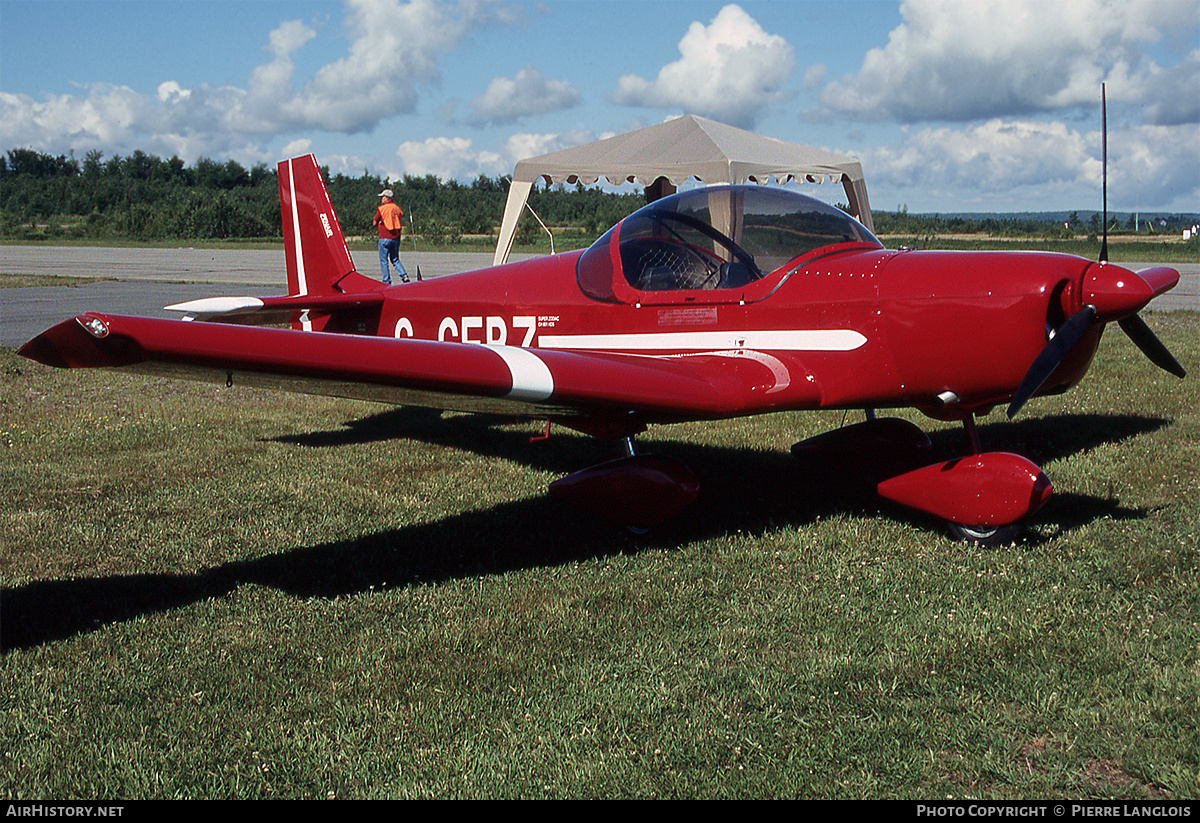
[278,155,358,299]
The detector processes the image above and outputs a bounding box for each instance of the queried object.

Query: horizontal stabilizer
[165,292,384,324]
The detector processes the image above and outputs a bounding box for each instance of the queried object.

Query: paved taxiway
[2,245,1196,347]
[1,246,536,346]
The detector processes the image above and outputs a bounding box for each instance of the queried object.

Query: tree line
[3,148,1193,245]
[0,148,643,245]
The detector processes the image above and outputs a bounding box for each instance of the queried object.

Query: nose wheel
[947,522,1022,547]
[942,415,1030,547]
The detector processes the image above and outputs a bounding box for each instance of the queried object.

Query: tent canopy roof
[513,115,866,188]
[493,115,874,265]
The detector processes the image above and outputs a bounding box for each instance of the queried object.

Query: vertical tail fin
[278,155,380,331]
[278,155,362,298]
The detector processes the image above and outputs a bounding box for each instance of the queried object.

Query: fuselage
[370,244,1101,421]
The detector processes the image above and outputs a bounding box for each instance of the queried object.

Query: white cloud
[387,128,610,182]
[815,0,1200,123]
[1118,49,1200,126]
[394,135,502,180]
[1106,123,1200,211]
[281,138,314,157]
[311,151,384,178]
[468,66,580,125]
[500,128,605,162]
[609,4,794,128]
[228,0,513,135]
[859,118,1198,212]
[0,85,146,154]
[0,0,520,165]
[233,19,316,133]
[802,64,826,91]
[156,82,190,103]
[864,120,1095,195]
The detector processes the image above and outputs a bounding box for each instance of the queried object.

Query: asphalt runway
[1,246,534,346]
[2,245,1196,347]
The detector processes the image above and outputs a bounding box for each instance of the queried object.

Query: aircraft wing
[19,313,819,423]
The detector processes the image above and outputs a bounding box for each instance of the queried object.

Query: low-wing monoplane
[20,153,1184,542]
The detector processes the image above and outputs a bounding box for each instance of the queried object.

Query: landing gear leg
[946,413,1022,547]
[619,436,649,534]
[963,412,982,455]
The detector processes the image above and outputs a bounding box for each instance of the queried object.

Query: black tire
[947,522,1022,547]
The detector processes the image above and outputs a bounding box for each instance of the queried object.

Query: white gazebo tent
[493,115,874,266]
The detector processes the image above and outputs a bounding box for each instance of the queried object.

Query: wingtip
[16,334,68,369]
[17,314,143,369]
[17,317,88,368]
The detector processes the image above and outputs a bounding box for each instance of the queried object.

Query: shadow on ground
[1,411,1171,652]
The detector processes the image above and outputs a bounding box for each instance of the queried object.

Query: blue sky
[2,0,1197,213]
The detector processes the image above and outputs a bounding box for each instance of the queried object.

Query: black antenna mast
[1100,83,1109,263]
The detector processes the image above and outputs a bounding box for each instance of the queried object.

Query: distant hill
[916,211,1200,228]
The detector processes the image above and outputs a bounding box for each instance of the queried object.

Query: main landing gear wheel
[947,522,1022,547]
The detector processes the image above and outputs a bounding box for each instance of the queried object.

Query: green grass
[0,273,110,288]
[1,315,1197,799]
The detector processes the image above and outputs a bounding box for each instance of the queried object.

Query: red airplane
[19,154,1185,543]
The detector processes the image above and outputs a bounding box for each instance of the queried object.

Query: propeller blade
[1008,306,1096,418]
[1118,314,1187,378]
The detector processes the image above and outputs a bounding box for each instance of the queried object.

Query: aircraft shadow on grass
[0,412,1172,652]
[273,405,1168,476]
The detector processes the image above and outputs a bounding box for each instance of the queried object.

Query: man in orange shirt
[373,188,409,284]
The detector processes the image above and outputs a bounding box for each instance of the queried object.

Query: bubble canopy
[576,185,882,304]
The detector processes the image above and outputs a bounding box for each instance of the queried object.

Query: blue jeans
[379,238,408,284]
